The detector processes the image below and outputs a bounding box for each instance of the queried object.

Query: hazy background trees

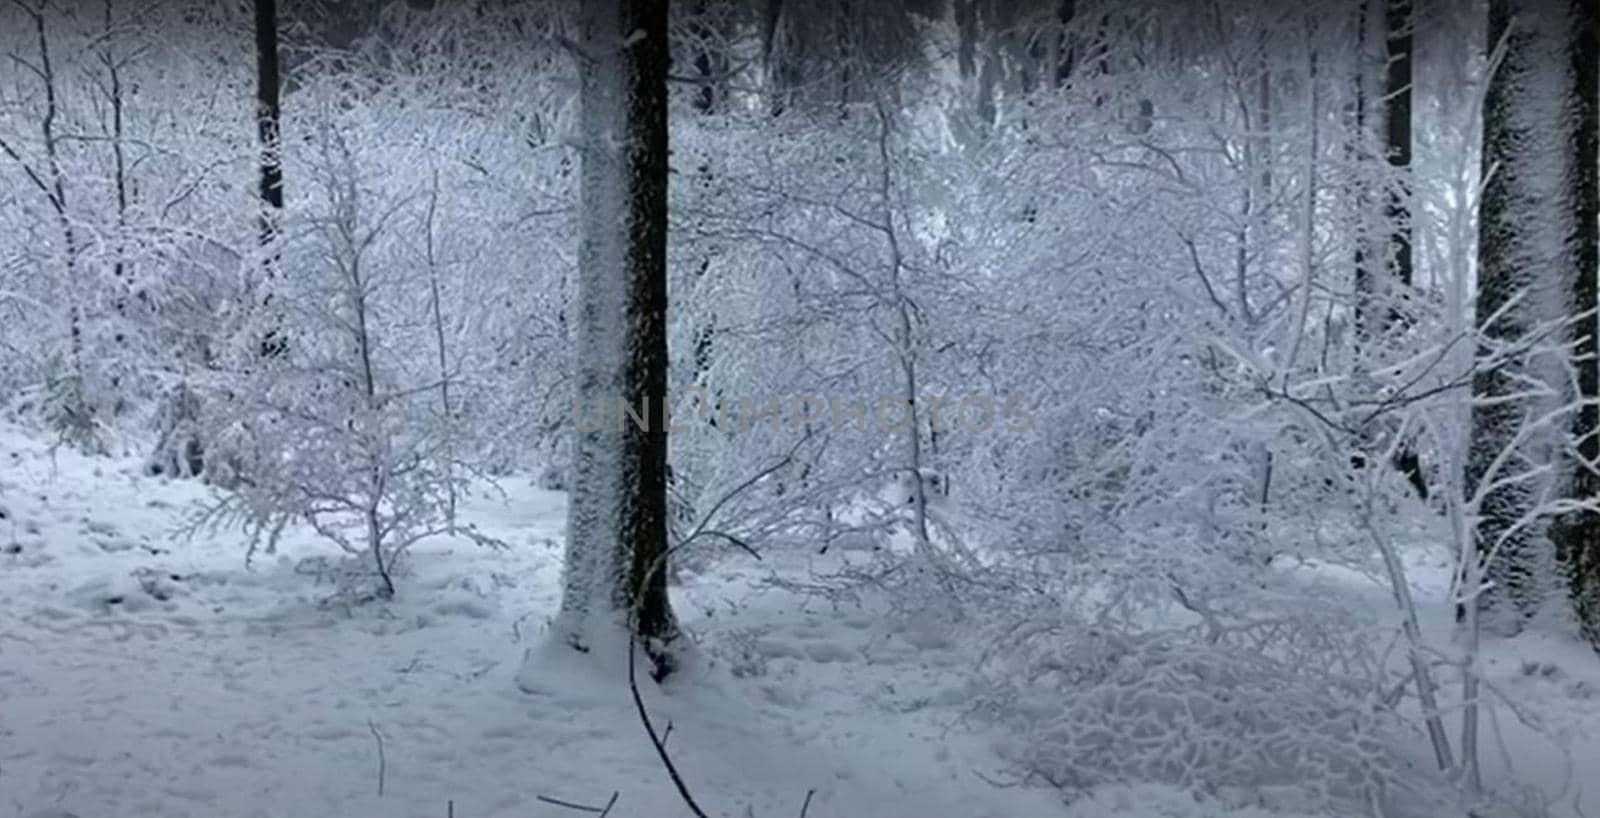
[1,0,1597,810]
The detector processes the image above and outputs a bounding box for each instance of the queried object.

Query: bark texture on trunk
[1467,0,1574,630]
[254,0,287,359]
[546,0,677,679]
[1555,0,1600,650]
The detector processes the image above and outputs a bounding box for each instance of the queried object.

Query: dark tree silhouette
[255,0,287,359]
[1554,0,1600,650]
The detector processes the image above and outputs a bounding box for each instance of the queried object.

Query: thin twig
[626,537,727,818]
[623,439,821,818]
[799,788,816,818]
[536,792,621,814]
[628,624,711,818]
[367,719,387,797]
[679,431,810,548]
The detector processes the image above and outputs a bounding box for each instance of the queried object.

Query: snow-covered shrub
[291,552,416,609]
[660,67,1451,815]
[983,608,1423,812]
[190,109,505,597]
[765,30,1480,813]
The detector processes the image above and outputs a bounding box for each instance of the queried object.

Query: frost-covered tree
[525,0,678,680]
[1350,0,1429,497]
[4,4,1589,807]
[1553,0,1600,649]
[253,0,286,359]
[1353,0,1415,336]
[1464,0,1581,630]
[192,117,501,599]
[1383,0,1414,299]
[1,0,96,449]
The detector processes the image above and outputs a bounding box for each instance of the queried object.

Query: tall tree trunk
[103,0,131,329]
[254,0,287,358]
[1357,0,1415,339]
[1465,0,1573,631]
[955,0,976,82]
[1353,0,1381,344]
[255,0,284,223]
[872,100,932,552]
[688,0,726,115]
[1384,0,1414,297]
[1555,0,1600,650]
[1385,0,1428,497]
[763,0,799,116]
[536,0,677,679]
[1346,0,1432,500]
[16,2,93,447]
[1053,0,1077,88]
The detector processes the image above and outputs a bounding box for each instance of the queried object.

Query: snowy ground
[1,423,1598,818]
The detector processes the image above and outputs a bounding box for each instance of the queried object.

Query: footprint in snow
[93,538,137,553]
[432,598,494,620]
[305,724,359,741]
[803,642,855,663]
[481,724,526,740]
[82,519,120,537]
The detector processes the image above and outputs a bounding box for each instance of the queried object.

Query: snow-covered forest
[0,0,1597,816]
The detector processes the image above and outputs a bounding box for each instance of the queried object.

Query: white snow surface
[1,421,1598,818]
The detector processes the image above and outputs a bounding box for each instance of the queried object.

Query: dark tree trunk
[620,0,674,664]
[1356,0,1415,337]
[1464,0,1569,630]
[255,0,283,216]
[687,0,727,114]
[1555,0,1600,650]
[618,0,674,670]
[1384,0,1414,296]
[763,0,799,116]
[1384,0,1428,497]
[255,0,286,358]
[104,0,131,324]
[955,0,976,81]
[546,0,677,681]
[1353,0,1378,343]
[1053,0,1077,88]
